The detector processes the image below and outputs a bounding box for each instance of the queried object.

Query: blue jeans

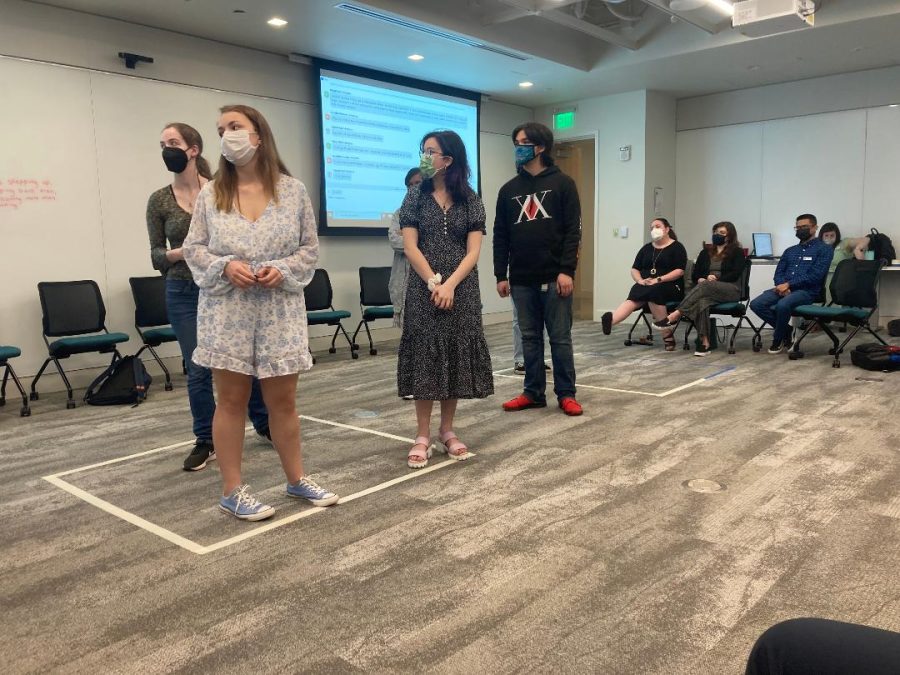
[749,288,814,345]
[511,283,576,403]
[165,279,269,442]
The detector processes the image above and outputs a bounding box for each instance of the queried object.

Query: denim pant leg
[749,289,780,335]
[512,299,524,364]
[166,279,215,442]
[246,378,269,433]
[543,284,576,400]
[511,285,546,403]
[773,290,812,344]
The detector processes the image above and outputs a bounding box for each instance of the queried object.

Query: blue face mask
[515,144,536,169]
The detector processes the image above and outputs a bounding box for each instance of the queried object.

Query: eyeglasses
[513,142,536,147]
[422,148,447,157]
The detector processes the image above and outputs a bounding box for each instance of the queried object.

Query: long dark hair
[708,221,741,259]
[162,122,212,179]
[819,222,841,248]
[419,130,475,205]
[214,104,291,213]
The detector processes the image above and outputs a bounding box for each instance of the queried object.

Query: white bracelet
[427,273,442,291]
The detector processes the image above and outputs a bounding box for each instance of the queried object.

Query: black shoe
[767,342,785,354]
[694,344,711,357]
[183,441,215,471]
[514,362,525,374]
[601,312,612,335]
[255,426,273,446]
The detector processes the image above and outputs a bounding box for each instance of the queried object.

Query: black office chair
[789,259,887,368]
[31,280,129,409]
[304,269,356,362]
[351,266,393,356]
[624,260,691,347]
[679,257,762,354]
[129,276,177,391]
[0,345,30,417]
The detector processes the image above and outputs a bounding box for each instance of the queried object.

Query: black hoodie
[493,164,581,286]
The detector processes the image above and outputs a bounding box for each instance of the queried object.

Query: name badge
[802,256,813,261]
[540,283,549,292]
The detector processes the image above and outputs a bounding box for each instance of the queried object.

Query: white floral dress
[183,174,318,378]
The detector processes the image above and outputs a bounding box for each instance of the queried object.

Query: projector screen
[315,60,480,236]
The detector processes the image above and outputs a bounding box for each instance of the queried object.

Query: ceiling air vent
[334,3,529,61]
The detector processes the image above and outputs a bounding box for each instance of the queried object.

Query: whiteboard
[0,56,315,378]
[862,106,900,238]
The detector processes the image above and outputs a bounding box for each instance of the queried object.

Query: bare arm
[402,227,436,283]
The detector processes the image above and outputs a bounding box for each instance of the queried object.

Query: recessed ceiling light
[890,104,900,108]
[706,0,735,16]
[267,17,288,27]
[408,54,425,61]
[519,81,534,88]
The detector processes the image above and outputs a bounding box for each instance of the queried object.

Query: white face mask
[650,227,665,242]
[221,129,257,166]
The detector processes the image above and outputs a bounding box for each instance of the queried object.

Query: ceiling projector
[733,0,816,37]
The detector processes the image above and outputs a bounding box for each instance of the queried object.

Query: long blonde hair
[213,104,291,213]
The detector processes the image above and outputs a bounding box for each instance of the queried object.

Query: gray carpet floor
[1,320,898,674]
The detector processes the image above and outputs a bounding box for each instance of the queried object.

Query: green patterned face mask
[419,152,437,179]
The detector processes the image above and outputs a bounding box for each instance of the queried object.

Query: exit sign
[554,110,575,130]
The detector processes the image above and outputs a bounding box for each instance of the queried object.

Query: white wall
[0,0,531,389]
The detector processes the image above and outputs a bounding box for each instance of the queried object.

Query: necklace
[649,245,665,277]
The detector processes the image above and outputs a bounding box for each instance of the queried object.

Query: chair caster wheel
[728,349,736,355]
[0,398,4,407]
[66,401,76,409]
[752,345,761,352]
[833,361,841,368]
[30,392,39,401]
[789,351,804,360]
[328,347,336,354]
[351,351,359,360]
[683,344,690,351]
[165,383,173,391]
[312,357,317,365]
[21,407,31,417]
[370,349,377,356]
[624,340,632,346]
[352,343,360,350]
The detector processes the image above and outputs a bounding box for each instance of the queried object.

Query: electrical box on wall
[733,0,815,37]
[618,145,631,161]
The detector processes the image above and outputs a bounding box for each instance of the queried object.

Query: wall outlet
[619,145,631,161]
[620,226,629,238]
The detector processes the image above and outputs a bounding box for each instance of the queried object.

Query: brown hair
[653,217,677,241]
[707,221,741,259]
[213,104,291,213]
[162,122,212,179]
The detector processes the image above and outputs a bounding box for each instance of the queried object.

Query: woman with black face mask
[654,221,746,356]
[146,122,272,473]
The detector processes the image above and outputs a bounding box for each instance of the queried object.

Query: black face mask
[795,227,812,242]
[162,147,189,174]
[712,234,727,246]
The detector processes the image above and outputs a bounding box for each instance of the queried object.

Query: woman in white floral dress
[183,104,338,521]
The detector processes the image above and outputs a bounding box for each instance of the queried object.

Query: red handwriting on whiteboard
[0,178,57,210]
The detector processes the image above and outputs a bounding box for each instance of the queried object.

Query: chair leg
[30,358,52,401]
[681,320,693,351]
[145,344,173,391]
[351,320,364,352]
[865,324,889,346]
[625,312,652,347]
[3,363,30,416]
[787,319,818,361]
[50,357,77,408]
[336,323,357,359]
[828,323,867,368]
[727,316,744,354]
[0,365,8,406]
[363,320,377,355]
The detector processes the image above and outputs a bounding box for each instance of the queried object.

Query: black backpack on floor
[850,343,900,372]
[84,355,152,405]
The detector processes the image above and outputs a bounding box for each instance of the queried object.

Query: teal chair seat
[308,309,352,324]
[793,305,869,322]
[142,327,177,345]
[362,306,394,321]
[0,345,22,361]
[49,332,129,358]
[711,301,745,314]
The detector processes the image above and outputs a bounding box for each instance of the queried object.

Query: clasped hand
[224,261,283,289]
[431,282,455,310]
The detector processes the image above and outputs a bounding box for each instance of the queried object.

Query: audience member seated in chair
[745,618,900,675]
[601,218,687,352]
[654,221,745,356]
[749,213,831,354]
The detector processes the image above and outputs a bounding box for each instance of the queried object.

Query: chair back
[359,267,392,307]
[738,257,753,302]
[304,269,333,312]
[38,280,106,337]
[129,276,169,328]
[830,258,882,308]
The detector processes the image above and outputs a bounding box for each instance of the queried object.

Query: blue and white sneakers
[286,476,340,507]
[219,485,276,521]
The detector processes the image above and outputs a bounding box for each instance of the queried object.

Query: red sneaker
[502,395,547,412]
[558,397,583,416]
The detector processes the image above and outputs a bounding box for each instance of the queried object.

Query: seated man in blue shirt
[749,214,832,354]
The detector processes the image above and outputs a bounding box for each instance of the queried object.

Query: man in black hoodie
[494,122,583,416]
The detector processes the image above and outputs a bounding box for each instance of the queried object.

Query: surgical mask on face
[712,233,727,246]
[795,226,812,242]
[515,144,536,169]
[221,129,257,166]
[419,152,439,179]
[162,147,189,173]
[650,227,665,242]
[822,235,836,246]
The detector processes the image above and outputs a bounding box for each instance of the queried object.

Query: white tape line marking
[299,415,412,443]
[43,475,207,555]
[493,371,665,397]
